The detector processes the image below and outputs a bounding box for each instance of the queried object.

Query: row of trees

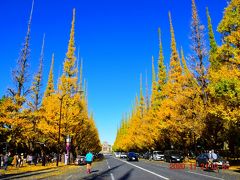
[0,1,101,157]
[113,0,240,156]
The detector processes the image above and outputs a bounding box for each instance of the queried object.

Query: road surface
[2,155,239,180]
[46,155,240,180]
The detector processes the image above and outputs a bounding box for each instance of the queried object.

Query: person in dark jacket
[3,152,10,170]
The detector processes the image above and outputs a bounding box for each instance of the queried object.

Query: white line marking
[66,175,72,180]
[107,159,114,180]
[106,159,110,169]
[188,171,225,180]
[110,173,115,180]
[114,157,169,180]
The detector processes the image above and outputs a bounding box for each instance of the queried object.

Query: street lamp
[56,90,83,166]
[56,93,67,167]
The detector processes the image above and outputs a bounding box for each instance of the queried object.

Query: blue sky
[0,0,227,145]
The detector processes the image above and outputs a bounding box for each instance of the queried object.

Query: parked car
[164,150,184,163]
[114,152,121,158]
[215,156,230,169]
[75,155,86,165]
[127,152,138,161]
[196,153,230,169]
[143,152,152,160]
[152,151,164,161]
[96,153,104,160]
[120,152,127,159]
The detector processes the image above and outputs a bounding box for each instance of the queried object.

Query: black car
[127,152,138,161]
[196,153,230,169]
[96,153,104,160]
[75,155,86,165]
[164,150,184,163]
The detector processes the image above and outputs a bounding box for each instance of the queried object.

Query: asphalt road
[3,155,240,180]
[46,155,240,180]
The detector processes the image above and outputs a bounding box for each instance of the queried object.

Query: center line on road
[106,160,110,169]
[106,159,115,180]
[114,157,169,180]
[111,173,115,180]
[188,171,225,180]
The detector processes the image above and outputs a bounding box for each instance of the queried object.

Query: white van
[153,151,164,161]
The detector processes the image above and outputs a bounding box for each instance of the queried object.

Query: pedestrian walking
[211,150,218,160]
[0,154,3,169]
[12,154,18,167]
[85,151,93,174]
[20,153,24,167]
[3,152,10,170]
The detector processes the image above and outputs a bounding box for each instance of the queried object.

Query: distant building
[101,141,112,153]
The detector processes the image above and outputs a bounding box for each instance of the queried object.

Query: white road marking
[107,159,115,180]
[66,175,72,180]
[114,157,169,180]
[188,171,225,180]
[111,173,115,180]
[106,159,110,169]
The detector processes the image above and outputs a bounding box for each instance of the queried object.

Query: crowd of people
[0,151,60,170]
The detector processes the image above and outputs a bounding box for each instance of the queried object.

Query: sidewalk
[0,160,106,180]
[0,163,79,179]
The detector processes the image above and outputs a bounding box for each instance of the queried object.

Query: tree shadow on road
[233,168,240,173]
[81,163,128,180]
[118,168,134,180]
[90,170,99,173]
